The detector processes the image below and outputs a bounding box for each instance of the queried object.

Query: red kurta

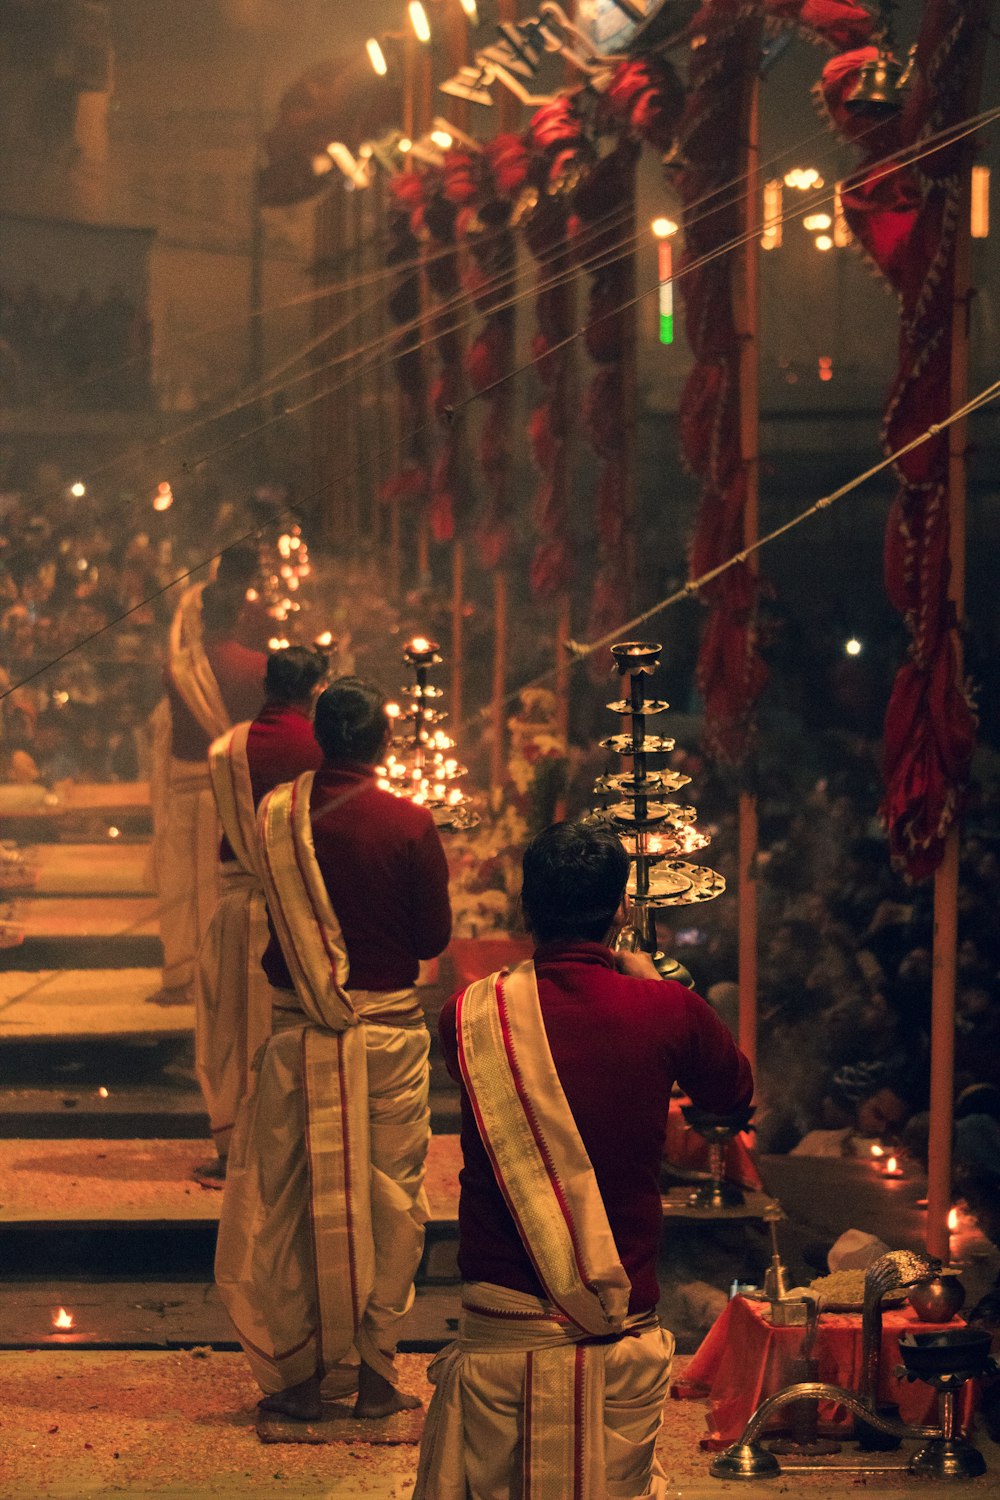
[219,703,324,863]
[261,761,452,993]
[167,637,267,763]
[439,941,754,1314]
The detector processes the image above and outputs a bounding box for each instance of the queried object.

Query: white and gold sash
[168,582,230,742]
[257,772,423,1381]
[456,961,632,1336]
[208,722,260,877]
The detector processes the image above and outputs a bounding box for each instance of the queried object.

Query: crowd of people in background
[0,282,150,409]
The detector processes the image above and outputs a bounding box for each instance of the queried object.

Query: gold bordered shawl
[456,961,632,1334]
[167,582,230,742]
[208,722,259,876]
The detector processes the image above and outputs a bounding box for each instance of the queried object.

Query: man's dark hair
[202,543,260,635]
[265,646,328,706]
[314,677,389,764]
[216,541,260,588]
[521,821,630,945]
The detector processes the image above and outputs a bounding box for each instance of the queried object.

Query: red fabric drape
[462,136,526,571]
[820,0,984,878]
[676,2,768,762]
[380,175,429,517]
[574,139,641,667]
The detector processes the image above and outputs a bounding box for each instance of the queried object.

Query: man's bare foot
[146,984,192,1007]
[258,1372,323,1421]
[192,1157,227,1189]
[354,1360,422,1419]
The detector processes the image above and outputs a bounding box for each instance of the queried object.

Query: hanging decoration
[674,2,767,761]
[463,135,528,570]
[423,170,469,545]
[522,100,589,600]
[819,0,983,877]
[381,174,430,521]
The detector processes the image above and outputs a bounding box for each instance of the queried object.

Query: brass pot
[907,1274,965,1323]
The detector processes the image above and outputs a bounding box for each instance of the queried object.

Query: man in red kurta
[222,678,451,1421]
[150,543,268,1006]
[193,645,328,1186]
[424,822,753,1498]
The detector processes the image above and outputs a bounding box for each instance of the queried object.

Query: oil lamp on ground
[377,637,479,832]
[590,641,726,985]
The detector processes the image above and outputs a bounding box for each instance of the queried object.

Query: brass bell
[845,46,910,117]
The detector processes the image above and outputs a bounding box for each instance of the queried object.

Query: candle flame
[871,1143,885,1158]
[53,1308,74,1330]
[948,1207,959,1231]
[885,1156,898,1174]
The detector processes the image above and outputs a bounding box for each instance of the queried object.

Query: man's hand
[614,948,663,981]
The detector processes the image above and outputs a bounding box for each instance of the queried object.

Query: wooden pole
[490,570,509,798]
[451,539,465,734]
[734,74,761,1079]
[555,593,571,741]
[926,110,976,1266]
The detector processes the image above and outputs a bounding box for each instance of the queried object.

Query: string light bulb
[366,37,388,76]
[408,1,431,42]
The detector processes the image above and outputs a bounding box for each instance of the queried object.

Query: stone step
[0,1134,461,1230]
[0,782,151,841]
[17,842,155,897]
[0,898,161,968]
[0,1280,459,1352]
[0,968,183,1043]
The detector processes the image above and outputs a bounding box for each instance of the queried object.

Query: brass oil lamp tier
[590,641,725,986]
[376,637,479,832]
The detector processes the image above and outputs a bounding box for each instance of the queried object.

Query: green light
[659,312,674,346]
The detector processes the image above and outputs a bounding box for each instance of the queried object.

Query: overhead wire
[3,101,997,700]
[14,93,910,518]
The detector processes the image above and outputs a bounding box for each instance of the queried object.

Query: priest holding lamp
[415,821,753,1499]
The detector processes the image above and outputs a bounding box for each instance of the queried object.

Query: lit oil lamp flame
[871,1143,885,1159]
[53,1308,74,1330]
[410,637,431,654]
[315,631,334,648]
[884,1155,900,1176]
[948,1207,959,1232]
[98,1086,109,1099]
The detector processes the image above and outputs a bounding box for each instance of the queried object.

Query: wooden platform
[0,969,187,1041]
[0,1133,462,1227]
[25,843,154,897]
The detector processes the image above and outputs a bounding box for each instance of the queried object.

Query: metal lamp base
[709,1442,781,1480]
[688,1179,745,1209]
[910,1437,987,1480]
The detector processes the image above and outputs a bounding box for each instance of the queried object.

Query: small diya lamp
[882,1154,904,1179]
[611,641,661,675]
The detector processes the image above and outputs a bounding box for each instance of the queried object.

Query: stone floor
[2,1349,997,1499]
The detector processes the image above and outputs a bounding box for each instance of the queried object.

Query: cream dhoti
[413,1283,674,1500]
[195,723,271,1154]
[215,772,431,1391]
[414,961,674,1499]
[151,583,231,990]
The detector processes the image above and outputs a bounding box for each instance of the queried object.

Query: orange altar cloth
[671,1295,975,1448]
